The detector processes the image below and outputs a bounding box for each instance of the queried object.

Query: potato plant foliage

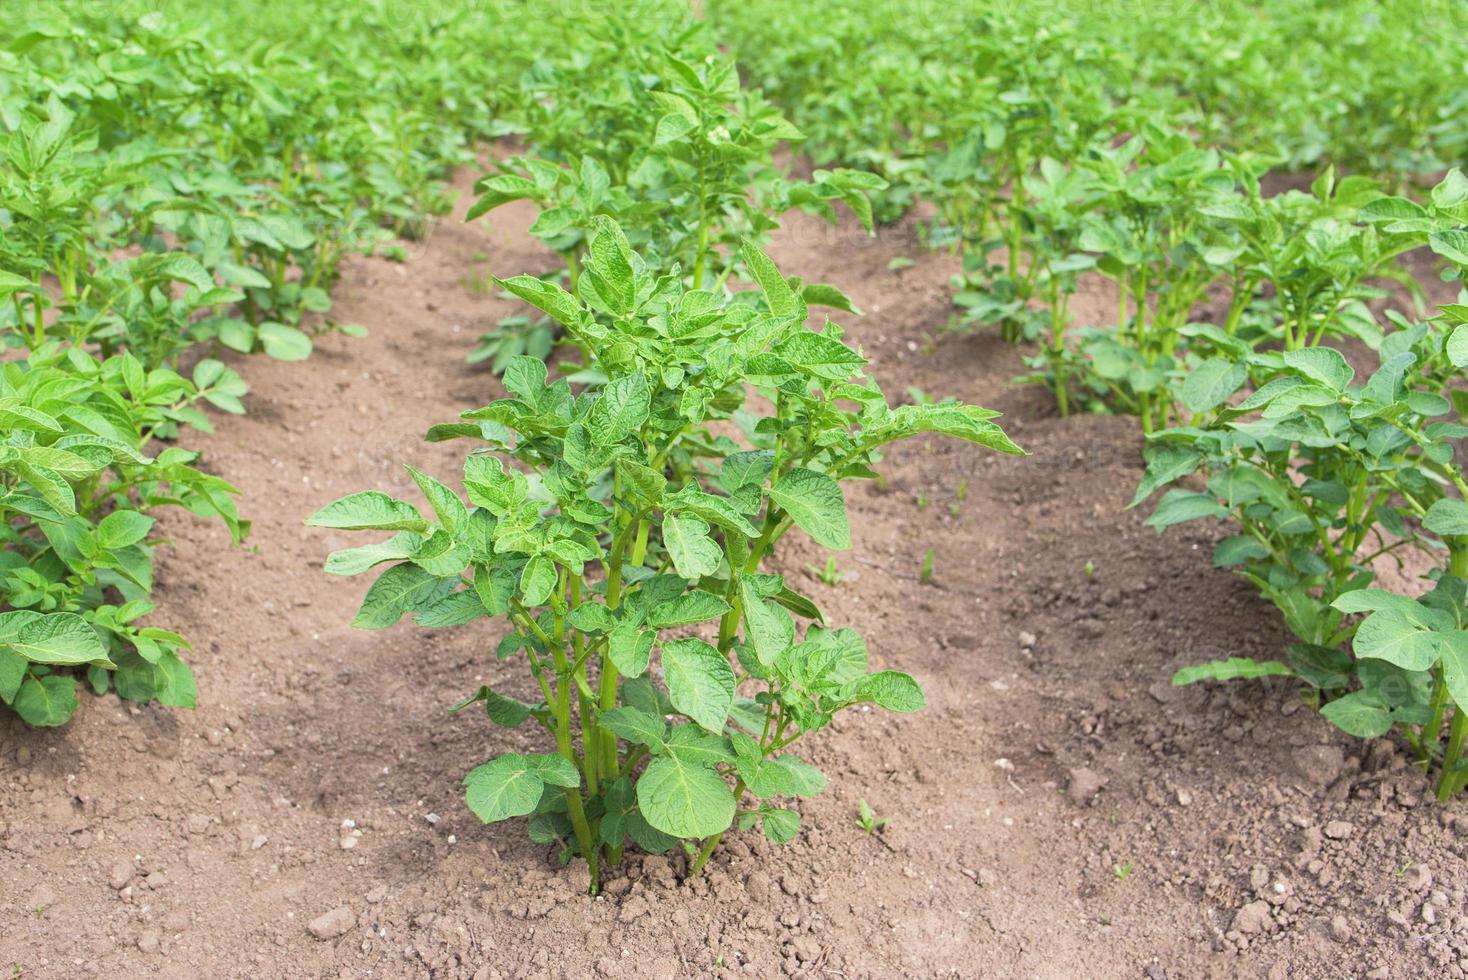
[0,343,245,725]
[312,223,1021,886]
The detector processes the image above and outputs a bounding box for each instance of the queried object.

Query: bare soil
[3,169,1468,980]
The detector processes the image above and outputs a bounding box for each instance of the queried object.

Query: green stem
[1424,670,1449,762]
[546,575,599,890]
[1437,709,1468,802]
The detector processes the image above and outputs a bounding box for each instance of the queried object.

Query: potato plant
[1136,296,1468,794]
[0,343,246,726]
[466,47,878,375]
[311,222,1021,887]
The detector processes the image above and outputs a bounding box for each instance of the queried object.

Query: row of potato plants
[0,0,647,725]
[312,18,1024,886]
[711,0,1468,796]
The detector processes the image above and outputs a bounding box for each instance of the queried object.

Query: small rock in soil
[1328,915,1351,943]
[109,858,135,890]
[1323,820,1354,840]
[136,929,161,954]
[1066,768,1106,807]
[1231,900,1273,935]
[1018,631,1037,650]
[1291,745,1345,787]
[308,907,356,940]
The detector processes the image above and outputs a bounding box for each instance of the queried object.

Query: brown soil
[3,169,1468,980]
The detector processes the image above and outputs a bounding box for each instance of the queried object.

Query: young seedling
[1112,861,1135,882]
[311,224,1023,891]
[805,558,845,587]
[920,549,936,585]
[855,798,888,834]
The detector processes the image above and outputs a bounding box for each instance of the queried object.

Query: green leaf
[1286,643,1354,690]
[1213,535,1270,567]
[665,724,737,765]
[1439,633,1468,718]
[1359,196,1426,222]
[722,451,774,490]
[616,459,667,506]
[771,755,826,796]
[1431,230,1468,268]
[663,514,723,580]
[450,685,537,727]
[872,404,1024,456]
[306,492,429,533]
[0,611,110,667]
[1282,347,1354,392]
[153,651,197,709]
[599,706,668,752]
[801,282,860,314]
[1130,445,1202,508]
[740,577,794,667]
[608,624,655,678]
[648,590,730,629]
[11,673,77,727]
[464,752,575,824]
[1352,606,1447,672]
[636,754,736,839]
[654,112,697,144]
[770,332,865,381]
[495,274,583,328]
[0,402,63,435]
[406,466,468,533]
[1447,325,1468,369]
[519,556,557,607]
[1425,499,1468,538]
[1319,691,1395,738]
[258,321,313,361]
[502,355,548,405]
[739,240,798,318]
[769,468,850,551]
[352,564,444,629]
[661,637,735,732]
[759,807,799,843]
[13,461,74,517]
[1180,357,1247,413]
[1171,658,1292,686]
[0,648,24,702]
[523,753,581,788]
[0,270,40,300]
[1145,489,1228,531]
[325,533,421,576]
[97,510,155,550]
[587,374,651,444]
[850,670,924,712]
[583,217,637,314]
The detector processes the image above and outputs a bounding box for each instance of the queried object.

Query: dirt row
[2,170,1466,979]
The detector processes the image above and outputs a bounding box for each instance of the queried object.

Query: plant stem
[1437,709,1468,802]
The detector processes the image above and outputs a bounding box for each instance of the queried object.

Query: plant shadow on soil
[2,165,1467,980]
